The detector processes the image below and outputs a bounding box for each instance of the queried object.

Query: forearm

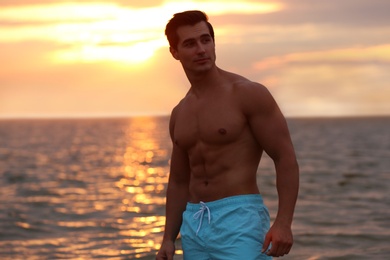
[162,181,189,242]
[274,158,299,226]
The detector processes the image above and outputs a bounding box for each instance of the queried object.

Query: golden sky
[1,0,390,118]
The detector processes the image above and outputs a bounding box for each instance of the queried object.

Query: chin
[196,63,214,71]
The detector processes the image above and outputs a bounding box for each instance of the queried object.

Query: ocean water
[0,116,389,260]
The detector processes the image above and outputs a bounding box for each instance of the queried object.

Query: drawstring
[193,202,211,236]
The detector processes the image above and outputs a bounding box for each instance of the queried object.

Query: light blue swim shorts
[180,194,272,260]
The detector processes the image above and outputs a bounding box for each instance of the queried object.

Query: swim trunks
[180,194,272,260]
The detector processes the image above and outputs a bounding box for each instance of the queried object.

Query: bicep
[253,107,293,161]
[245,87,294,161]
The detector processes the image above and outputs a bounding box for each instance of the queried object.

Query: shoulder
[229,76,277,116]
[220,69,276,115]
[224,70,271,97]
[234,79,271,98]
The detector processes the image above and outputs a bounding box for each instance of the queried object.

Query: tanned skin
[156,21,299,259]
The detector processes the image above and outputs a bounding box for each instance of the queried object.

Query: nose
[196,41,206,54]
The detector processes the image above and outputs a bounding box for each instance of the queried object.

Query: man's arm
[156,107,190,260]
[242,83,299,257]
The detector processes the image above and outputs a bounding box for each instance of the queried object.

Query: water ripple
[0,117,389,259]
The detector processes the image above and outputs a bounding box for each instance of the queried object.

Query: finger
[268,241,290,257]
[262,234,272,253]
[284,243,292,255]
[276,245,286,257]
[266,242,277,256]
[277,240,292,256]
[273,241,292,257]
[283,243,293,256]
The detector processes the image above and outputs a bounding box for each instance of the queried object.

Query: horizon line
[0,113,389,120]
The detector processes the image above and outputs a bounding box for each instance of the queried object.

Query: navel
[218,128,227,135]
[204,181,209,186]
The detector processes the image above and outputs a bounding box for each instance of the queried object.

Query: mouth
[194,58,210,63]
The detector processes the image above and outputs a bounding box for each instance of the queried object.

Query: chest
[173,96,246,149]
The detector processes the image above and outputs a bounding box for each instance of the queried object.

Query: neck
[185,66,223,94]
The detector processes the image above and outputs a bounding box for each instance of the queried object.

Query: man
[156,10,299,260]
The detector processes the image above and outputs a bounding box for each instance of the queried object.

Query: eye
[201,36,212,43]
[184,41,195,48]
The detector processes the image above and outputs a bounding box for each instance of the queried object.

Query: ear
[169,46,179,60]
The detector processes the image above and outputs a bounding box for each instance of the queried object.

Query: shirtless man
[156,11,299,259]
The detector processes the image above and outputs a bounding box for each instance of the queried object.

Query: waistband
[186,194,264,212]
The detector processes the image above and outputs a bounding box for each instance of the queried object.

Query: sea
[0,116,389,260]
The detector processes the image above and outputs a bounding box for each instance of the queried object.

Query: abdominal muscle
[187,143,262,203]
[189,174,260,203]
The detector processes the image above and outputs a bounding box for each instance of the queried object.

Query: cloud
[250,45,390,116]
[254,45,390,70]
[1,0,390,117]
[0,0,164,8]
[212,0,390,28]
[0,46,186,118]
[0,1,286,65]
[0,1,282,23]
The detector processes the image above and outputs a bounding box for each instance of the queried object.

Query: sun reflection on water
[116,117,175,258]
[0,117,180,259]
[1,118,389,259]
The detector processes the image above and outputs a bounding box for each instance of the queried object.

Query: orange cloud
[254,45,390,70]
[0,1,284,65]
[1,1,389,118]
[254,45,390,117]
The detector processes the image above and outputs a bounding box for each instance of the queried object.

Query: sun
[3,1,283,64]
[53,39,166,64]
[45,3,170,64]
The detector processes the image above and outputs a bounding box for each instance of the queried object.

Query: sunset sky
[1,0,389,118]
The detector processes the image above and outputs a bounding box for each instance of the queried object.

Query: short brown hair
[165,10,215,50]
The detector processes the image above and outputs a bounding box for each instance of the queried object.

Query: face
[170,21,216,74]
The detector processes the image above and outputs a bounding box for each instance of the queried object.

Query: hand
[156,240,175,260]
[262,222,293,257]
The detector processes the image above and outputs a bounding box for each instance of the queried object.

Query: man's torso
[172,77,263,202]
